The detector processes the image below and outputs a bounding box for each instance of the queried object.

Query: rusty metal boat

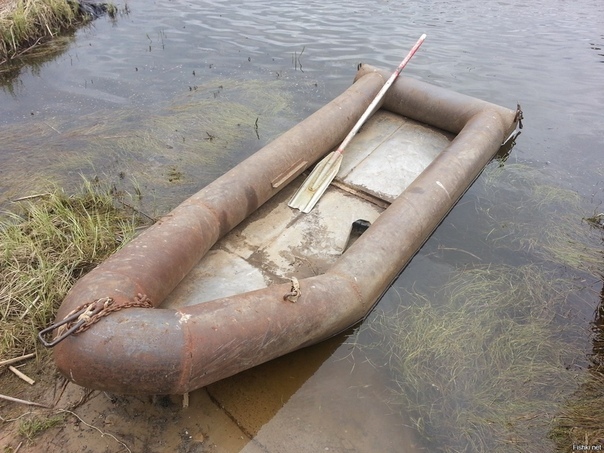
[40,64,522,394]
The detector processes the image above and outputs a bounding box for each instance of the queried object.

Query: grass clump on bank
[1,0,77,61]
[0,0,115,62]
[0,179,148,360]
[17,413,65,441]
[550,371,604,451]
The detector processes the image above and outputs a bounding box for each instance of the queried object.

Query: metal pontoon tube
[53,273,366,394]
[355,64,516,135]
[52,67,519,394]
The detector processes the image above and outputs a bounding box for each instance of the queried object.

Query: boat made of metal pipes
[41,64,522,395]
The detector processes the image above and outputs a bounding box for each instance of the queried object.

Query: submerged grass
[352,162,603,452]
[0,178,148,360]
[364,265,583,452]
[550,371,604,451]
[482,163,603,279]
[0,76,296,209]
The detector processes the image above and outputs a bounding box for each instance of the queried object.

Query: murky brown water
[1,0,603,451]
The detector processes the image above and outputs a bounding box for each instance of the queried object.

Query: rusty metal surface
[355,64,518,136]
[50,67,519,395]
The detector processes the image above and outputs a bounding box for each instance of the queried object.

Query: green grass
[18,413,65,441]
[0,0,78,60]
[0,0,118,62]
[0,178,148,360]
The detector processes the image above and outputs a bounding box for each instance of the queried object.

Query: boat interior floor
[162,110,453,309]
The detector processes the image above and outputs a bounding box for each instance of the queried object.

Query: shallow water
[1,0,603,451]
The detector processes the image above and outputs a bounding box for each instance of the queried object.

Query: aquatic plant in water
[352,163,603,452]
[0,77,295,209]
[362,265,584,452]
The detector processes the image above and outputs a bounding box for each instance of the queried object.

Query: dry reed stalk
[0,352,36,366]
[8,365,35,385]
[0,393,49,408]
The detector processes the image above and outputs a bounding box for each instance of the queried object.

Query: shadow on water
[0,34,76,93]
[18,323,423,452]
[206,329,422,452]
[592,282,604,374]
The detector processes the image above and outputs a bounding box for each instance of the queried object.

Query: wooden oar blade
[288,152,343,213]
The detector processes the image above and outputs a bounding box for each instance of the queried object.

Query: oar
[288,34,427,214]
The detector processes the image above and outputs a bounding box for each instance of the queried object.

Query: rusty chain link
[60,293,153,336]
[39,293,153,347]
